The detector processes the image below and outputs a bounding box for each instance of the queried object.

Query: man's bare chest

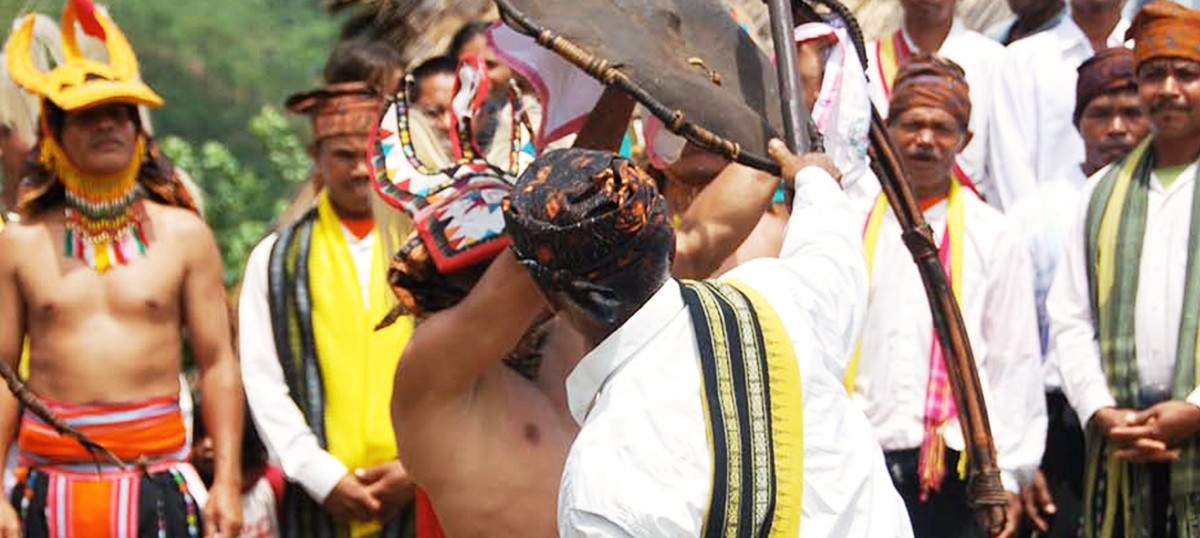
[20,239,184,323]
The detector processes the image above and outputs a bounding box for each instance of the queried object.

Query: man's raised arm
[671,160,782,280]
[391,250,547,406]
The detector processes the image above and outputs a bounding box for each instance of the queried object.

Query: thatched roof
[327,0,1014,67]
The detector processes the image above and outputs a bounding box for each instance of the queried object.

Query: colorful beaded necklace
[40,135,148,273]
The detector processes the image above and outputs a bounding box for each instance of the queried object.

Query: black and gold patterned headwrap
[503,148,673,325]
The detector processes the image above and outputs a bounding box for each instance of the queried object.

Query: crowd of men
[0,0,1196,536]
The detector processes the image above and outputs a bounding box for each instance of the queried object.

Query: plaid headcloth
[1127,0,1200,66]
[1074,48,1137,125]
[503,148,673,324]
[888,53,971,132]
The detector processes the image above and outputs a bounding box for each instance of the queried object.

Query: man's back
[0,200,210,403]
[558,277,910,537]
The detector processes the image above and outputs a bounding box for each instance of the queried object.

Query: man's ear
[306,141,319,161]
[958,129,974,153]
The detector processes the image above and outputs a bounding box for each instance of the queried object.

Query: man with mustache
[0,2,244,535]
[865,0,1005,201]
[847,54,1045,538]
[1049,2,1200,536]
[1008,46,1151,538]
[237,46,416,537]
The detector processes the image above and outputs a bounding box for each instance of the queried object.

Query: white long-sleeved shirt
[557,167,912,538]
[852,194,1047,492]
[238,226,376,503]
[866,19,1004,200]
[988,16,1129,211]
[1004,169,1088,390]
[1049,162,1200,428]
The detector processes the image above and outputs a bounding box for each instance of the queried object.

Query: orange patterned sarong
[13,396,203,538]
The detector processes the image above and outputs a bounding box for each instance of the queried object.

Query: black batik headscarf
[503,148,674,325]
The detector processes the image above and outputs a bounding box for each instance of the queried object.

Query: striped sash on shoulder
[680,279,804,538]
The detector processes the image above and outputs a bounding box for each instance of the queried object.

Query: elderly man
[1049,3,1200,536]
[238,55,415,536]
[493,139,911,537]
[0,2,243,535]
[848,54,1046,538]
[1009,46,1152,538]
[866,0,1004,199]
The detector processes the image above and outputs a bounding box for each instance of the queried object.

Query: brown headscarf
[503,148,673,324]
[1074,48,1137,125]
[1127,1,1200,66]
[887,53,971,131]
[286,81,382,143]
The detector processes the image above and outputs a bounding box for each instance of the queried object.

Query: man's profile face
[888,105,968,197]
[1137,58,1200,142]
[60,103,138,176]
[1078,90,1150,171]
[899,0,957,25]
[314,133,373,219]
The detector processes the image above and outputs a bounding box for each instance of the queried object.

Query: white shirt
[1050,162,1200,427]
[853,194,1047,492]
[866,19,1005,199]
[988,16,1130,211]
[1005,169,1089,390]
[238,226,377,503]
[557,167,912,538]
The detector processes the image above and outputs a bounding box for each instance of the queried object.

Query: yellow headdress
[3,0,162,112]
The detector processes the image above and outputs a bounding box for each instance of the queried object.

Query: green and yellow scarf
[1083,136,1200,538]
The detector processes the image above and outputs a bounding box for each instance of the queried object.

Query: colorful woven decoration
[370,54,522,274]
[42,135,149,273]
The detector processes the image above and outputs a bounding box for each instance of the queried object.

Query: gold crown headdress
[4,0,162,113]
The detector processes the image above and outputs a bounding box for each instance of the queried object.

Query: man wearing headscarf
[848,54,1046,538]
[1012,46,1152,538]
[1049,3,1200,536]
[0,1,243,535]
[496,137,912,536]
[238,76,416,537]
[865,0,1004,200]
[990,0,1130,212]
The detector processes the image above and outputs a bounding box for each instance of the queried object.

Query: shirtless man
[384,81,791,535]
[0,4,242,536]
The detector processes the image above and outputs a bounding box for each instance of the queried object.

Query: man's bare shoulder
[0,216,56,261]
[143,201,212,241]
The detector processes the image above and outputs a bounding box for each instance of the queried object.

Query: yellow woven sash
[309,193,413,537]
[684,279,804,538]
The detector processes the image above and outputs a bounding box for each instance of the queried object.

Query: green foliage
[161,106,310,285]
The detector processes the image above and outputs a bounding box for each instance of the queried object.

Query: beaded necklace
[41,135,148,273]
